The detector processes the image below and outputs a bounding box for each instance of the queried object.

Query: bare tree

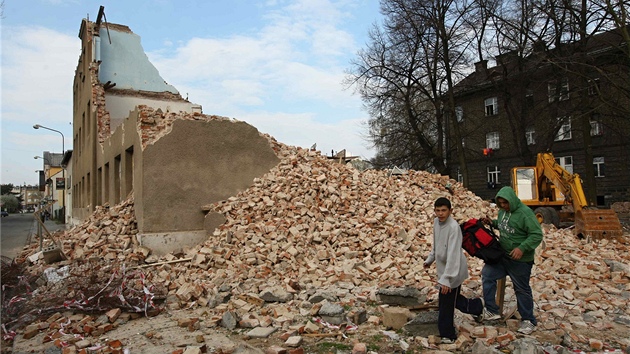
[346,0,476,178]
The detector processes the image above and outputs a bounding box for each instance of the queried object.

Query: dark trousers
[482,257,536,324]
[438,286,483,339]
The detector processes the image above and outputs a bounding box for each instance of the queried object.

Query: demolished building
[72,8,279,253]
[7,6,628,354]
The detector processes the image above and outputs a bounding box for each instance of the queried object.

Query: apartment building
[449,28,630,205]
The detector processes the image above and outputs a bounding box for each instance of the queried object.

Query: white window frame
[559,78,570,100]
[548,78,570,102]
[455,106,464,122]
[555,117,572,141]
[593,157,605,177]
[486,131,500,149]
[484,97,498,116]
[555,156,573,173]
[590,115,603,136]
[525,127,535,145]
[487,166,501,185]
[588,78,600,96]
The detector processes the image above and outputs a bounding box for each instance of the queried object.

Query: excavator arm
[534,152,589,212]
[536,152,622,239]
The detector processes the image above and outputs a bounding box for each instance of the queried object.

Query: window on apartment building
[124,146,134,198]
[593,157,605,177]
[548,78,570,102]
[486,131,500,150]
[97,167,102,206]
[87,102,91,138]
[555,156,573,173]
[487,166,500,189]
[525,127,536,145]
[104,163,110,204]
[554,117,572,141]
[87,172,91,210]
[525,89,534,106]
[114,155,121,203]
[485,97,498,116]
[455,106,464,122]
[590,114,603,136]
[588,78,600,96]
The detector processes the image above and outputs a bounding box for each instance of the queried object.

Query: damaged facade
[71,9,279,253]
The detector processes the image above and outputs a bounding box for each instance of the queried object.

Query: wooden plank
[496,277,506,316]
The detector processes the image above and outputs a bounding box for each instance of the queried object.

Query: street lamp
[34,155,50,163]
[33,124,65,223]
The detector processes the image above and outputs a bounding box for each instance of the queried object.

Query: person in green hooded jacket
[479,186,543,335]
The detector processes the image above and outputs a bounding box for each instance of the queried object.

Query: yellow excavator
[511,152,623,239]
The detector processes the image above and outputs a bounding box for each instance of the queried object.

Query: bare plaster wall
[140,119,279,234]
[98,27,179,94]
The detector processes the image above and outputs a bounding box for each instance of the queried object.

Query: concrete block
[382,307,412,330]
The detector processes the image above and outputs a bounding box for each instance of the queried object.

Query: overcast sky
[0,0,381,186]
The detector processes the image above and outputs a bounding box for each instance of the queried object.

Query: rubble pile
[20,196,147,265]
[1,197,167,341]
[5,141,630,353]
[2,262,166,344]
[158,142,493,304]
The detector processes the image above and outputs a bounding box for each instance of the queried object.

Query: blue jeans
[438,286,484,339]
[482,257,536,324]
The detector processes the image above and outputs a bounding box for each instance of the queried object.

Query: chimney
[532,40,546,52]
[495,50,518,66]
[474,60,488,72]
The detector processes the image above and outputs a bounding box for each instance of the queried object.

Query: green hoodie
[491,186,543,263]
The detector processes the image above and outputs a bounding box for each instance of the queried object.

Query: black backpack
[461,218,505,264]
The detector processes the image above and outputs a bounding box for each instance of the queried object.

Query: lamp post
[33,124,65,223]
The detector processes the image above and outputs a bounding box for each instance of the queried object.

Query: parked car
[1,211,8,217]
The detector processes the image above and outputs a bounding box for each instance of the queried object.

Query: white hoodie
[424,216,469,288]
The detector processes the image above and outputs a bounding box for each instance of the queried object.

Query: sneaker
[481,308,501,321]
[517,320,536,335]
[474,313,483,323]
[474,298,485,322]
[440,337,455,344]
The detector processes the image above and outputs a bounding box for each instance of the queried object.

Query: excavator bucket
[574,209,623,240]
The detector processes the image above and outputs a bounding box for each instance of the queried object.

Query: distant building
[71,7,279,253]
[36,151,65,218]
[449,28,630,205]
[9,185,41,212]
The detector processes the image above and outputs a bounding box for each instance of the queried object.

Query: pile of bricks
[9,141,630,353]
[20,309,134,351]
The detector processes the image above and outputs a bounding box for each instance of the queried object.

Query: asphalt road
[0,213,65,260]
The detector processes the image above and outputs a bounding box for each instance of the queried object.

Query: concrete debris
[3,142,630,353]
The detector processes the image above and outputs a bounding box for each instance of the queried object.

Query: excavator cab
[512,166,564,227]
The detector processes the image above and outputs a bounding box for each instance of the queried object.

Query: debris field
[2,140,630,353]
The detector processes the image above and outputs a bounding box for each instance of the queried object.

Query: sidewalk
[35,218,67,234]
[30,217,68,250]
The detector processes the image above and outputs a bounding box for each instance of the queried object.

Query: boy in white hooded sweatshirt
[424,197,484,343]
